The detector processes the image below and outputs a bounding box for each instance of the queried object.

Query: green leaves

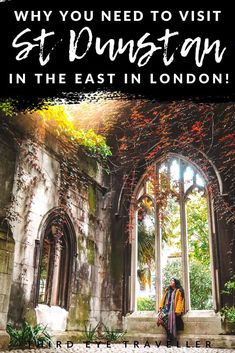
[0,99,16,117]
[137,297,155,311]
[83,323,99,341]
[189,260,213,310]
[220,276,235,324]
[222,276,235,295]
[162,259,213,310]
[221,306,235,324]
[6,321,53,348]
[187,191,210,267]
[37,105,112,160]
[138,223,155,267]
[82,322,126,342]
[102,324,127,342]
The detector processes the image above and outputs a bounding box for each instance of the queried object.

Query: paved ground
[1,344,234,353]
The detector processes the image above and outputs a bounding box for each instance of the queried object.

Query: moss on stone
[77,293,90,322]
[109,234,122,281]
[68,293,91,329]
[111,249,123,279]
[24,307,37,326]
[87,239,95,265]
[88,185,96,216]
[77,150,98,179]
[77,236,85,253]
[0,231,15,251]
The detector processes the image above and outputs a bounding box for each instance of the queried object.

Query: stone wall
[0,135,16,348]
[0,226,15,330]
[1,105,234,343]
[0,136,16,214]
[0,130,123,337]
[0,136,16,323]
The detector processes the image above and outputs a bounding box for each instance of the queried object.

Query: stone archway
[33,209,77,331]
[129,153,217,313]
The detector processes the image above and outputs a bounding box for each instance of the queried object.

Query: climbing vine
[0,99,234,231]
[0,101,112,229]
[108,100,235,225]
[37,105,112,158]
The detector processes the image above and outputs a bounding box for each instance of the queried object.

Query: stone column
[0,228,15,349]
[179,160,190,312]
[50,239,62,306]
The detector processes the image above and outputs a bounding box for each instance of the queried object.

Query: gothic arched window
[36,212,76,310]
[130,155,215,312]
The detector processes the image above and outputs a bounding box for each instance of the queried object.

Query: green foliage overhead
[0,102,112,159]
[0,99,16,117]
[38,105,112,159]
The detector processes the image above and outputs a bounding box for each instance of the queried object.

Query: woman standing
[157,278,185,344]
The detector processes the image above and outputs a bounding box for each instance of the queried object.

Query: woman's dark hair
[170,278,185,298]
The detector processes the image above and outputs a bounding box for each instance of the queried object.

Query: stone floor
[1,344,235,353]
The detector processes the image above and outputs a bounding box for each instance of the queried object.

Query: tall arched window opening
[131,155,214,312]
[37,212,76,310]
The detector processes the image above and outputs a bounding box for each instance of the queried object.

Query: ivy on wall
[0,99,234,233]
[37,105,112,158]
[109,101,235,225]
[0,101,111,231]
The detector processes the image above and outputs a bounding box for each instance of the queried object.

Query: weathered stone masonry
[0,124,123,347]
[1,101,235,349]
